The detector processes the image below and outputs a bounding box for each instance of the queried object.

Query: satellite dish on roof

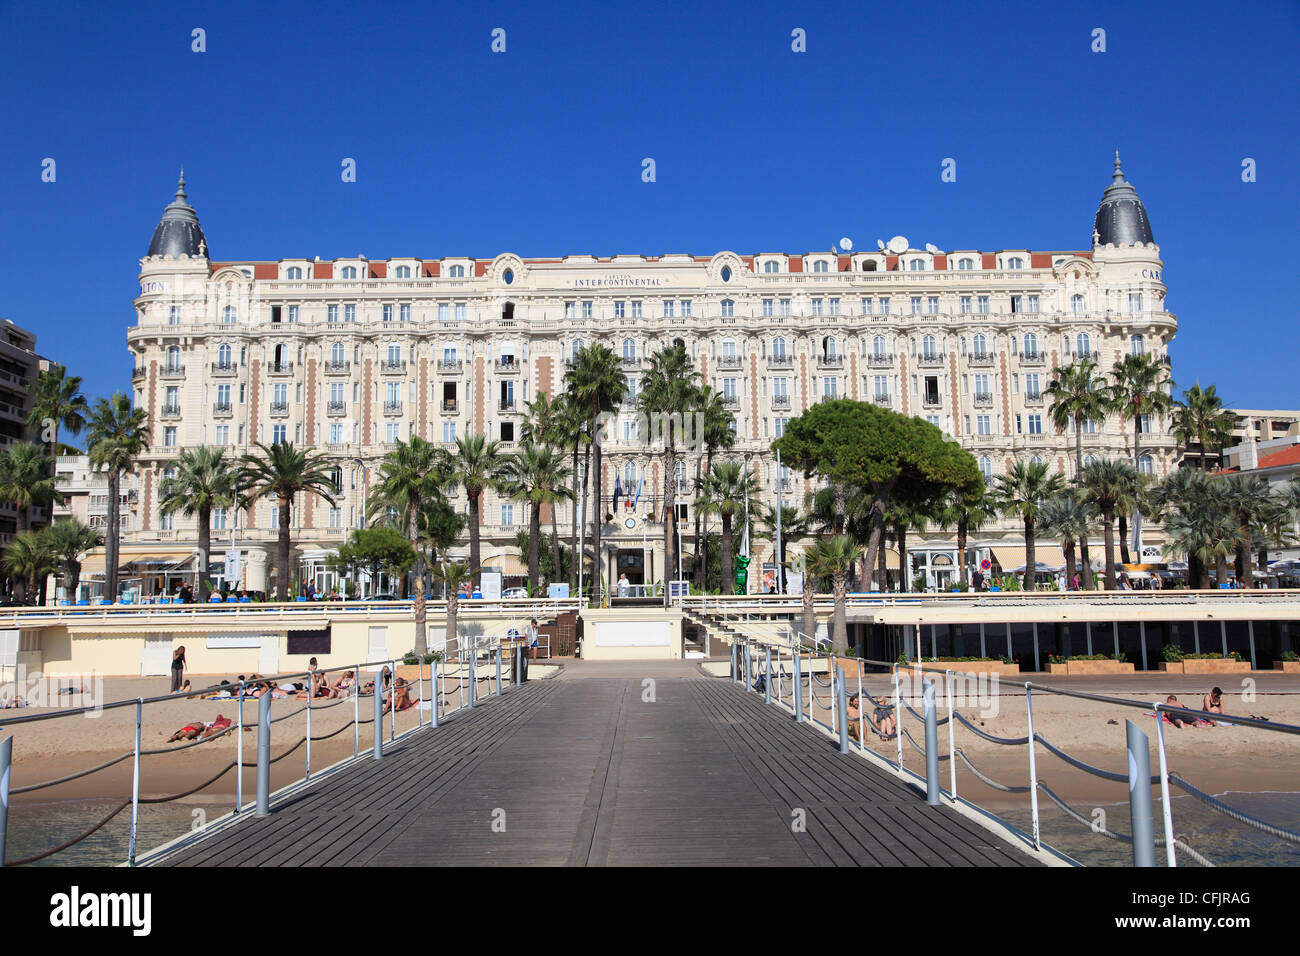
[887,236,908,254]
[840,237,853,251]
[925,243,943,255]
[876,239,886,251]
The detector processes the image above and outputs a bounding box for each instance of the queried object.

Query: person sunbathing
[1203,687,1225,716]
[168,720,209,742]
[846,694,896,740]
[202,714,233,738]
[331,671,356,698]
[390,676,415,712]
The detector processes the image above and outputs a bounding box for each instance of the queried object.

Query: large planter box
[1180,659,1251,674]
[1158,661,1184,673]
[1046,662,1070,675]
[1273,661,1300,673]
[839,658,1021,679]
[1064,659,1135,675]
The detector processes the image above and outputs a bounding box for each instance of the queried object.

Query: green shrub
[1161,643,1184,663]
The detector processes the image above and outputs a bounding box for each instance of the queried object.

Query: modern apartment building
[123,158,1178,592]
[0,319,53,548]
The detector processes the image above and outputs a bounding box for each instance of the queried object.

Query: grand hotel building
[121,157,1176,593]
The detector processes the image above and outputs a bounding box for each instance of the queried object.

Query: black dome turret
[147,170,208,259]
[1093,152,1153,247]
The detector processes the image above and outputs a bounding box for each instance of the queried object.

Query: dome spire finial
[1113,150,1125,184]
[176,168,187,203]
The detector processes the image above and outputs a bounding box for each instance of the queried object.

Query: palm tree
[566,344,627,601]
[1078,459,1139,589]
[1224,475,1274,588]
[86,393,148,601]
[1039,495,1092,590]
[0,442,59,535]
[696,460,757,593]
[935,483,994,589]
[1160,474,1240,589]
[636,344,699,595]
[502,442,571,592]
[993,460,1066,591]
[447,433,505,590]
[553,394,590,591]
[885,499,934,592]
[3,529,57,605]
[367,437,446,658]
[1046,358,1107,588]
[805,535,862,656]
[693,386,735,591]
[158,446,237,601]
[521,392,564,446]
[26,365,88,465]
[431,560,474,657]
[1173,383,1236,471]
[239,442,336,599]
[45,518,103,600]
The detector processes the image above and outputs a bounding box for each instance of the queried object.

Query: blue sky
[1,0,1296,428]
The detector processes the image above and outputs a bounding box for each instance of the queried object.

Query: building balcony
[436,360,463,373]
[131,367,146,383]
[269,401,289,417]
[620,356,640,368]
[716,356,742,370]
[441,399,460,414]
[212,402,233,417]
[380,360,407,375]
[383,400,403,415]
[767,355,793,369]
[267,361,294,375]
[1019,351,1045,366]
[771,395,791,410]
[494,359,521,374]
[973,392,994,407]
[498,399,517,412]
[159,404,181,419]
[922,395,942,408]
[967,352,994,367]
[867,353,894,367]
[816,355,844,369]
[161,365,185,379]
[916,353,944,368]
[873,393,891,407]
[1023,392,1044,406]
[722,394,741,408]
[323,360,351,375]
[327,401,347,416]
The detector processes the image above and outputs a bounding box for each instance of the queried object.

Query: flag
[612,476,622,514]
[633,478,643,511]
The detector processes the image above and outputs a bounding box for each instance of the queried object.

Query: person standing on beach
[171,645,187,692]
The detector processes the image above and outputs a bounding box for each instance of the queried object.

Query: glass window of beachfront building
[861,298,872,315]
[1131,334,1144,355]
[1072,294,1085,314]
[1075,333,1091,357]
[1028,414,1043,434]
[779,298,791,316]
[662,300,674,318]
[977,296,989,314]
[454,303,467,322]
[222,305,236,324]
[977,415,991,435]
[721,299,735,318]
[910,296,922,315]
[448,265,465,278]
[811,298,823,317]
[979,456,992,479]
[957,258,975,271]
[763,299,774,317]
[1128,293,1143,313]
[680,300,692,317]
[764,260,779,273]
[631,300,642,318]
[501,504,514,526]
[443,422,457,442]
[1024,332,1039,356]
[614,301,625,319]
[272,424,287,444]
[774,417,788,437]
[330,424,344,444]
[813,260,829,273]
[345,304,356,322]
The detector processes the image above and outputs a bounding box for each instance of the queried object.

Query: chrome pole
[923,680,939,805]
[373,667,384,760]
[255,689,272,815]
[1153,703,1178,867]
[431,656,440,728]
[129,698,141,864]
[894,665,903,769]
[236,679,245,812]
[1127,719,1156,867]
[305,678,312,781]
[946,670,956,801]
[836,667,849,755]
[0,735,10,867]
[389,660,396,742]
[1025,684,1041,850]
[353,662,361,756]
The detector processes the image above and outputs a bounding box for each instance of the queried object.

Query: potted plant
[1158,643,1185,673]
[1274,650,1300,673]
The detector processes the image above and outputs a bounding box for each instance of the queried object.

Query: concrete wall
[579,610,683,660]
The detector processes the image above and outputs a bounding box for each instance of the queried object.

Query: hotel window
[166,346,181,371]
[960,296,972,315]
[168,305,181,325]
[722,377,739,401]
[386,422,400,443]
[216,343,232,368]
[872,335,887,358]
[272,424,287,444]
[977,415,991,435]
[344,304,356,322]
[926,415,940,428]
[582,302,593,319]
[341,266,357,279]
[879,298,890,315]
[287,266,302,279]
[810,298,823,316]
[977,296,989,314]
[779,299,791,316]
[910,296,922,315]
[160,512,173,531]
[287,305,299,323]
[774,417,788,437]
[772,337,787,361]
[908,258,925,271]
[721,299,735,317]
[327,305,339,323]
[1139,414,1151,434]
[1082,418,1098,434]
[216,384,231,408]
[1130,334,1144,356]
[813,260,829,273]
[860,298,872,316]
[974,373,990,395]
[455,303,466,322]
[764,260,779,273]
[329,506,342,528]
[215,425,229,445]
[614,301,625,318]
[957,258,975,271]
[823,377,838,399]
[828,297,840,315]
[222,305,236,324]
[443,422,457,442]
[623,418,638,442]
[1006,257,1024,269]
[212,507,227,531]
[1071,294,1085,314]
[1028,414,1043,434]
[448,264,465,278]
[873,375,889,399]
[330,423,344,444]
[1138,455,1154,475]
[329,342,344,365]
[1025,373,1040,398]
[773,377,789,399]
[269,506,280,529]
[1128,293,1143,314]
[631,301,642,318]
[501,504,514,527]
[624,376,637,401]
[272,383,287,406]
[762,299,774,317]
[565,301,577,319]
[1024,332,1038,355]
[1075,333,1091,357]
[921,335,937,359]
[972,333,987,355]
[330,382,345,405]
[662,300,674,318]
[927,296,939,315]
[978,456,992,479]
[622,338,636,361]
[680,300,692,316]
[400,304,411,322]
[1025,295,1039,313]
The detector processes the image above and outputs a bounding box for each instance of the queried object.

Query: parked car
[501,587,528,599]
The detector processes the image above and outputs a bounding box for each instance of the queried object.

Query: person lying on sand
[167,720,208,742]
[1161,695,1208,728]
[1,692,27,708]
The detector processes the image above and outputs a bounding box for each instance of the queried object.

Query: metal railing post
[305,678,313,781]
[1025,684,1040,849]
[1127,719,1156,867]
[353,663,361,756]
[730,643,737,682]
[389,661,396,742]
[0,735,10,867]
[923,680,940,805]
[495,647,502,696]
[744,642,752,691]
[255,688,272,815]
[792,646,803,723]
[417,657,424,729]
[468,640,477,708]
[1153,703,1177,867]
[431,657,440,728]
[764,646,772,704]
[837,667,849,755]
[235,679,245,813]
[373,668,384,760]
[128,698,141,865]
[946,670,956,801]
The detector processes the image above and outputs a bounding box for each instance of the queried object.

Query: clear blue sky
[1,0,1296,427]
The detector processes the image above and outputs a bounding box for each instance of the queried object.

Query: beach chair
[226,595,238,603]
[239,596,251,603]
[75,600,89,606]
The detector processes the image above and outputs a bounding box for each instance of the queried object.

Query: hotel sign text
[570,275,663,288]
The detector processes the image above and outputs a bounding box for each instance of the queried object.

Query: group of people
[1161,687,1231,728]
[846,694,897,741]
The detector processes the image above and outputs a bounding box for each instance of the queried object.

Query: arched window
[909,258,926,271]
[720,299,735,317]
[624,461,637,488]
[222,305,237,324]
[978,456,992,479]
[673,337,686,351]
[394,265,411,278]
[331,342,345,364]
[823,336,838,359]
[1007,257,1024,269]
[448,264,465,278]
[341,265,357,279]
[1130,334,1144,356]
[972,333,987,356]
[622,338,635,361]
[1071,294,1085,314]
[217,344,232,368]
[1024,332,1038,356]
[721,338,737,360]
[1076,333,1091,356]
[922,335,937,358]
[720,266,732,283]
[862,260,877,272]
[286,266,302,280]
[772,337,787,361]
[386,343,401,364]
[1138,455,1154,476]
[1029,455,1044,468]
[1083,455,1097,469]
[764,260,779,273]
[957,258,974,271]
[872,335,886,358]
[571,339,584,362]
[812,260,829,273]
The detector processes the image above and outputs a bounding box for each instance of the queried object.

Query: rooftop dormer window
[448,264,465,278]
[340,265,357,279]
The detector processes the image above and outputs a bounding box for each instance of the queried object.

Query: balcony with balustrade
[1024,391,1044,406]
[873,393,891,407]
[973,392,994,407]
[498,398,517,412]
[212,402,233,418]
[436,359,463,374]
[380,359,407,375]
[327,401,348,416]
[967,352,994,367]
[161,364,186,379]
[269,401,289,417]
[816,354,844,369]
[210,362,239,377]
[131,366,146,383]
[716,355,743,371]
[916,353,945,368]
[867,352,894,367]
[441,399,460,414]
[494,358,521,374]
[267,361,294,376]
[771,394,791,410]
[323,360,351,375]
[159,403,181,419]
[767,353,793,369]
[1019,351,1045,366]
[922,393,943,408]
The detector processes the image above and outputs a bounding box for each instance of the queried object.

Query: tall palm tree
[1079,459,1139,589]
[239,442,336,599]
[502,442,571,592]
[696,459,757,593]
[885,499,933,592]
[2,529,57,605]
[521,392,564,446]
[86,393,148,601]
[1173,383,1236,471]
[1039,495,1092,589]
[1224,475,1274,588]
[1109,350,1174,562]
[447,433,505,589]
[158,446,237,601]
[431,560,474,657]
[553,394,590,591]
[0,442,59,535]
[26,365,88,466]
[367,436,446,658]
[934,482,993,588]
[636,344,699,595]
[566,344,627,601]
[1045,358,1107,588]
[46,518,103,601]
[1160,475,1240,589]
[992,460,1066,591]
[693,385,735,591]
[805,535,862,656]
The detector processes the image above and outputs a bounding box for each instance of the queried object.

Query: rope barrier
[952,712,1029,745]
[3,800,130,867]
[1168,774,1300,844]
[954,749,1030,793]
[1034,734,1159,785]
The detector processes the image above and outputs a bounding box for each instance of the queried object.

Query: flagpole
[775,448,784,595]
